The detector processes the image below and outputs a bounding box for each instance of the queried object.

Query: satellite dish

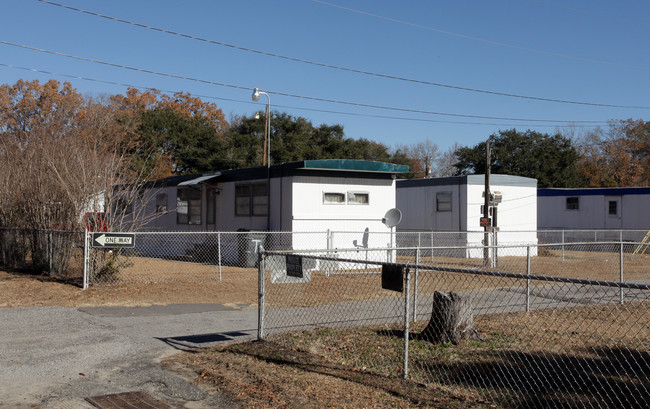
[382,208,402,228]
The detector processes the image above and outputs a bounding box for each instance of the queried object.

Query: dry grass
[0,266,258,308]
[172,301,649,409]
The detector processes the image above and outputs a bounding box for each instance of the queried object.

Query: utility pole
[483,140,491,267]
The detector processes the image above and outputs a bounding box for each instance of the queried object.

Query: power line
[531,0,650,28]
[0,40,611,124]
[1,61,606,130]
[35,0,650,110]
[314,0,650,73]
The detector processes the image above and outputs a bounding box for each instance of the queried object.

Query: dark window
[156,193,167,213]
[236,183,268,216]
[252,183,268,216]
[114,198,133,215]
[323,192,345,204]
[608,201,618,216]
[177,187,201,225]
[348,192,369,205]
[235,185,251,216]
[436,192,452,212]
[566,197,579,210]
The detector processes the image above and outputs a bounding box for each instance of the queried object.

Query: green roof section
[302,159,409,173]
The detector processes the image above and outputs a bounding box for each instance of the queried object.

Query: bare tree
[0,80,160,276]
[433,142,460,177]
[570,120,649,187]
[395,140,440,178]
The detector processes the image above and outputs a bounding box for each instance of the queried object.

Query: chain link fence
[0,227,84,281]
[258,242,650,409]
[2,226,648,406]
[2,227,649,287]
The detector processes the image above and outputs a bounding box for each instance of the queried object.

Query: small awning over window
[178,173,221,186]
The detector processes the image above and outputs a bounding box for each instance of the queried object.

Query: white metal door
[604,196,622,229]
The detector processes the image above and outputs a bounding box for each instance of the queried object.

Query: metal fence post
[562,230,565,262]
[413,248,419,322]
[526,245,531,312]
[257,250,266,340]
[403,267,411,379]
[83,228,89,290]
[620,241,624,305]
[218,232,222,281]
[49,230,53,275]
[492,230,498,268]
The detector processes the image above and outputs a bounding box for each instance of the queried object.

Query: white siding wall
[538,193,650,230]
[291,176,395,250]
[538,196,601,229]
[398,176,538,258]
[466,183,537,231]
[621,195,650,229]
[466,182,538,255]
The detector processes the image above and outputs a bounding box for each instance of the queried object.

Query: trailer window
[323,192,345,204]
[156,193,167,213]
[566,197,579,210]
[236,183,268,216]
[608,200,618,216]
[436,192,452,212]
[177,187,201,225]
[347,192,369,205]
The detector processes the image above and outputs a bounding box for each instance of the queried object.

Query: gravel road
[0,304,257,408]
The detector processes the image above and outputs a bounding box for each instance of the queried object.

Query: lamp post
[251,88,271,167]
[252,88,272,231]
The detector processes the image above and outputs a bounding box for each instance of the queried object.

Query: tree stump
[421,291,482,345]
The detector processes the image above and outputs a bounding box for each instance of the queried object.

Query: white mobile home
[396,174,538,254]
[537,187,650,231]
[134,160,408,251]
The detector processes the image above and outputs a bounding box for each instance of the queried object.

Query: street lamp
[252,88,272,231]
[251,88,271,167]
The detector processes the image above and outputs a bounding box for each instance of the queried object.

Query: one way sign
[92,232,135,248]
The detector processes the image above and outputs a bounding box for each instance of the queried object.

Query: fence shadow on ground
[0,267,84,288]
[224,340,492,408]
[414,346,650,409]
[341,327,650,408]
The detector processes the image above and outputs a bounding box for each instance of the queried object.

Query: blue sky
[2,0,649,152]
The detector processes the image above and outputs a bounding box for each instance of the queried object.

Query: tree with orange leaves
[109,87,228,178]
[576,119,650,187]
[0,79,160,273]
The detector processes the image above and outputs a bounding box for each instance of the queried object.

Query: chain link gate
[258,243,650,409]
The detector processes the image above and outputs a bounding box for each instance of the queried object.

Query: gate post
[218,232,222,281]
[257,249,266,340]
[526,245,531,312]
[619,241,624,305]
[83,228,89,290]
[403,267,411,379]
[48,230,53,276]
[413,248,419,322]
